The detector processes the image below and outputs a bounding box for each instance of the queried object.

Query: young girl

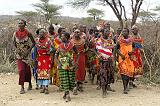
[55,32,78,102]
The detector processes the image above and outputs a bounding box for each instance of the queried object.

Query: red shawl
[59,42,74,52]
[15,28,29,40]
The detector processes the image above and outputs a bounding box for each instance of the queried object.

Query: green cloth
[59,69,75,91]
[59,52,74,70]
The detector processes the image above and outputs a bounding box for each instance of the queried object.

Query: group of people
[13,19,144,102]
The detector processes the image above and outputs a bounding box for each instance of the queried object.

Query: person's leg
[73,82,78,95]
[102,84,107,98]
[35,73,39,90]
[20,85,25,94]
[130,77,137,88]
[28,81,32,90]
[40,85,45,93]
[78,82,84,92]
[25,64,32,90]
[17,60,25,94]
[64,91,71,102]
[45,85,49,94]
[38,80,45,93]
[121,74,128,94]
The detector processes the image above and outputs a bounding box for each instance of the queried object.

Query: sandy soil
[0,73,160,106]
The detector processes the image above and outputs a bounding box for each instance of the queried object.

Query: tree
[16,11,38,22]
[131,0,143,27]
[33,0,62,24]
[68,0,143,28]
[87,8,104,21]
[138,11,156,22]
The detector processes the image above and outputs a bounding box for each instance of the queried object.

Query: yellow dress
[50,35,62,87]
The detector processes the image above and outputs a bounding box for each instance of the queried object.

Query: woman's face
[18,20,25,29]
[102,29,110,39]
[61,34,67,42]
[74,31,80,38]
[122,29,129,38]
[131,28,138,35]
[39,29,46,38]
[49,28,54,35]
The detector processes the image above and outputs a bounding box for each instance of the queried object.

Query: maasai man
[35,28,54,94]
[55,32,78,102]
[71,29,87,93]
[117,28,134,94]
[13,20,35,94]
[130,25,144,88]
[96,29,115,97]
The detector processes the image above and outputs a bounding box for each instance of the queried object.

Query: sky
[0,0,159,20]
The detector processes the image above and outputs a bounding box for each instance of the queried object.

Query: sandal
[40,88,45,93]
[65,94,71,102]
[45,89,49,94]
[20,89,25,94]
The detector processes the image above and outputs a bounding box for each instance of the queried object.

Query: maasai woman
[13,20,35,94]
[31,29,39,89]
[130,25,144,88]
[113,28,122,44]
[55,32,78,102]
[71,29,87,93]
[48,24,57,85]
[35,28,54,94]
[52,27,65,87]
[117,28,134,94]
[96,29,115,97]
[87,28,100,84]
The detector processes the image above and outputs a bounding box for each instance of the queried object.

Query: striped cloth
[59,69,75,91]
[96,39,113,60]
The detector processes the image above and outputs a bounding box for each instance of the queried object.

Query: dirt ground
[0,73,160,106]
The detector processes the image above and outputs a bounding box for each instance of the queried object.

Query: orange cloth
[118,37,134,77]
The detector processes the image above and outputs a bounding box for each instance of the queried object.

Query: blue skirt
[37,79,49,86]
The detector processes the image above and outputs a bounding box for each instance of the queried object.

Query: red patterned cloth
[36,37,52,79]
[132,48,143,76]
